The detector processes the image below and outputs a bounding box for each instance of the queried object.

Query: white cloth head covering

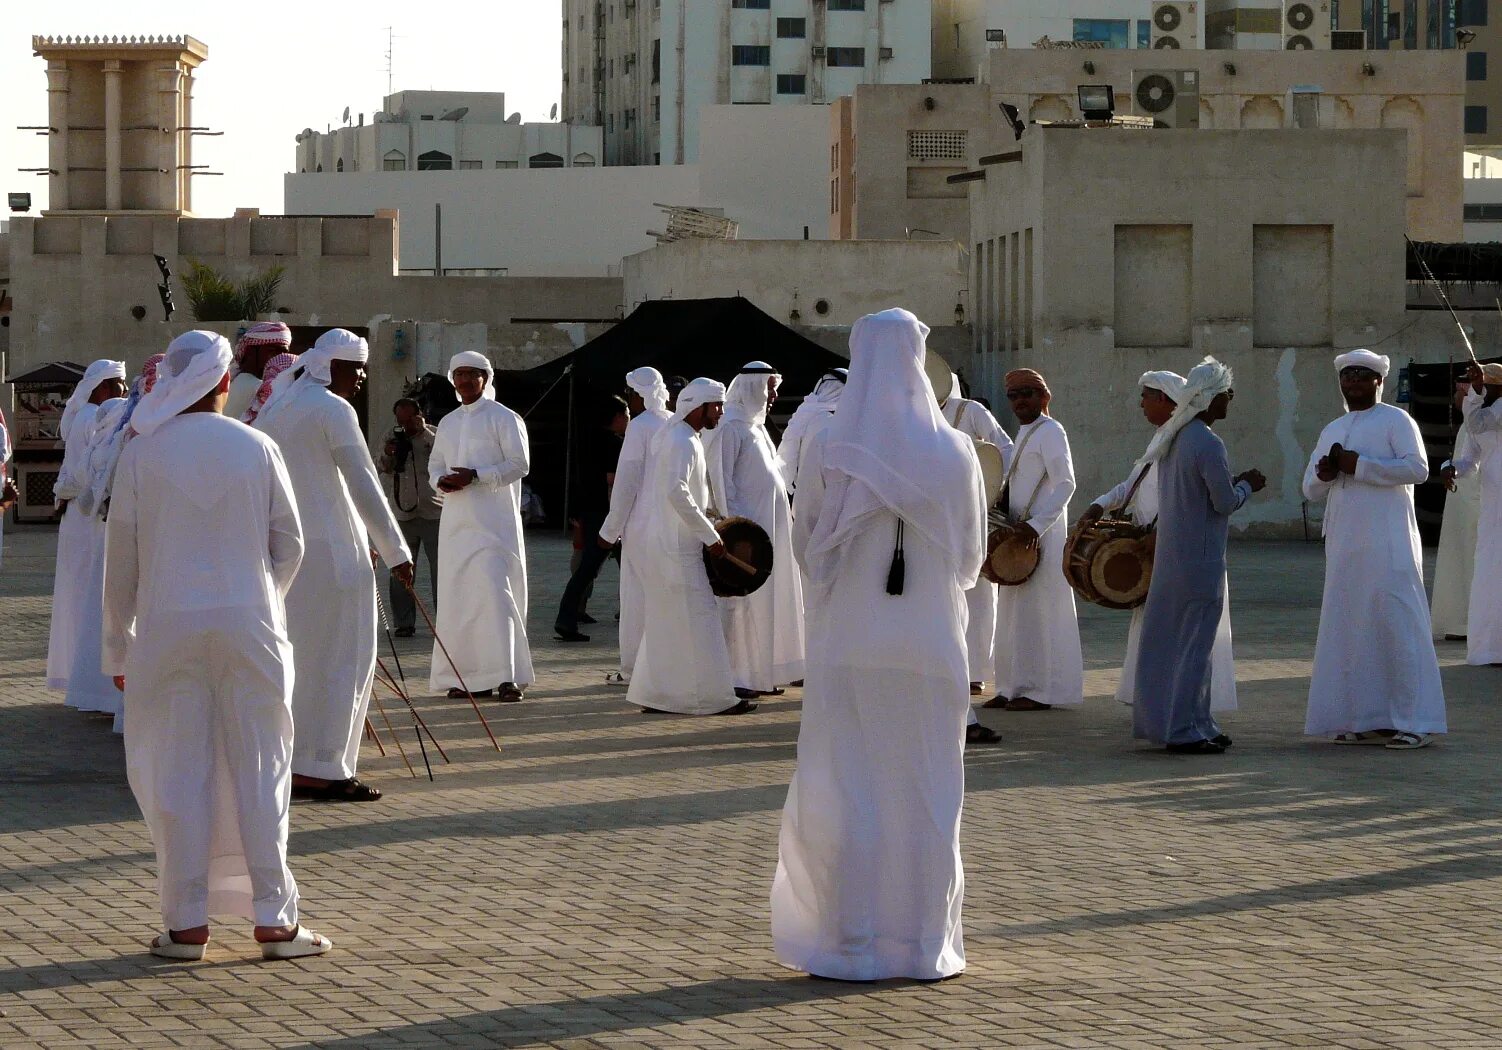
[1140,370,1187,402]
[255,328,369,425]
[60,359,127,442]
[802,308,980,593]
[722,368,779,428]
[1483,363,1502,386]
[1136,356,1234,468]
[128,331,234,438]
[448,350,497,402]
[781,369,847,443]
[671,378,726,424]
[626,366,670,414]
[1334,349,1391,379]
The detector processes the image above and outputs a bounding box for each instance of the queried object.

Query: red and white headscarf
[243,352,297,424]
[234,321,292,370]
[141,353,168,395]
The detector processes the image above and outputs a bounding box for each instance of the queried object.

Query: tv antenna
[384,26,396,95]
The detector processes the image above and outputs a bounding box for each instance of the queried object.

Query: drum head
[974,438,1004,508]
[704,516,774,597]
[923,348,954,404]
[989,526,1040,586]
[1090,536,1153,609]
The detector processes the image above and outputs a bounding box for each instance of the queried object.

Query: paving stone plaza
[2,526,1501,1049]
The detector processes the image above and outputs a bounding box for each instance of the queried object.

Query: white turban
[1140,370,1187,402]
[1136,357,1234,468]
[671,378,726,423]
[60,359,127,442]
[254,328,369,426]
[128,331,234,438]
[626,366,669,414]
[1334,349,1391,379]
[722,366,780,428]
[448,350,496,401]
[1483,363,1502,386]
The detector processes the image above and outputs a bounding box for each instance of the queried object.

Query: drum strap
[1122,464,1154,525]
[1000,423,1044,524]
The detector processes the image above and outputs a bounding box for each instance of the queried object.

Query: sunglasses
[1339,367,1379,379]
[1005,387,1042,400]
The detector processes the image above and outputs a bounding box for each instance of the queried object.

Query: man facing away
[104,330,330,960]
[225,321,293,422]
[554,397,628,642]
[379,397,441,637]
[598,367,674,685]
[428,351,534,702]
[626,378,750,716]
[1082,371,1239,715]
[254,329,414,802]
[1131,359,1265,754]
[1431,366,1485,641]
[1303,349,1446,750]
[773,308,985,982]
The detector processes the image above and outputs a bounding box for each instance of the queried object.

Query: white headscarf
[1136,357,1234,468]
[722,364,781,427]
[802,308,981,593]
[72,397,129,517]
[60,359,127,442]
[1333,349,1391,379]
[626,366,670,415]
[671,378,726,424]
[781,369,847,446]
[449,350,497,402]
[255,328,369,426]
[1140,370,1187,402]
[128,331,235,438]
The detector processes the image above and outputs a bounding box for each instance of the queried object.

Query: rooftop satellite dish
[550,102,558,120]
[342,106,351,124]
[440,106,469,121]
[506,112,522,124]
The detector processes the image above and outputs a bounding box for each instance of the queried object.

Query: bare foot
[292,774,331,789]
[165,924,210,945]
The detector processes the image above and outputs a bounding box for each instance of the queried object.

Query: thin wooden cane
[375,658,451,764]
[369,691,417,778]
[364,717,386,756]
[1408,236,1480,365]
[407,584,502,751]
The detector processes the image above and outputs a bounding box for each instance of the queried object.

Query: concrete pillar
[45,63,69,211]
[157,64,182,213]
[181,72,195,213]
[104,60,123,211]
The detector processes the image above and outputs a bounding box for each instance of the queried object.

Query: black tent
[508,297,848,527]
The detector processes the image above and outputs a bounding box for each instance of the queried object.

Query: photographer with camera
[379,397,441,636]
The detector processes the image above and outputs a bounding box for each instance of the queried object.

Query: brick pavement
[2,524,1501,1049]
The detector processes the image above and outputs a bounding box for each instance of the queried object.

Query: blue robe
[1133,420,1251,745]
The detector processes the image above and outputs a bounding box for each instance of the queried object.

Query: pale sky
[1,1,564,217]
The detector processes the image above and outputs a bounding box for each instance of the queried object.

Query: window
[907,130,967,160]
[652,39,661,83]
[573,152,597,166]
[653,95,661,121]
[1467,105,1489,134]
[1469,51,1489,81]
[826,46,865,66]
[1460,0,1488,25]
[777,17,806,38]
[625,107,636,128]
[828,0,865,9]
[831,177,838,214]
[1404,0,1418,47]
[383,149,406,171]
[458,159,482,169]
[529,151,565,168]
[335,158,344,172]
[417,150,452,170]
[733,45,771,65]
[777,73,807,94]
[1137,19,1150,47]
[496,160,519,168]
[607,114,615,133]
[732,0,771,7]
[421,114,435,121]
[1073,18,1130,48]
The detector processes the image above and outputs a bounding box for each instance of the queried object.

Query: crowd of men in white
[30,306,1499,979]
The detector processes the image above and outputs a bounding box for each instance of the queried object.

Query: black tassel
[885,520,906,596]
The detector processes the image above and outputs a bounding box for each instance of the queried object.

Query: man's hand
[1441,464,1459,492]
[1012,521,1040,549]
[0,479,17,512]
[383,439,397,456]
[1077,504,1105,529]
[392,561,415,587]
[705,541,727,559]
[1237,468,1268,493]
[1335,449,1359,475]
[1315,456,1337,483]
[1469,362,1485,393]
[113,675,125,693]
[437,468,477,492]
[597,535,617,550]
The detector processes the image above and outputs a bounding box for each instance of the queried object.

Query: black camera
[390,427,414,473]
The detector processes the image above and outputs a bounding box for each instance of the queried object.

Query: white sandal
[260,926,333,960]
[1333,731,1390,745]
[1386,732,1432,750]
[150,931,208,960]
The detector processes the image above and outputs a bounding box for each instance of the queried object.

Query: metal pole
[434,202,442,277]
[562,363,575,534]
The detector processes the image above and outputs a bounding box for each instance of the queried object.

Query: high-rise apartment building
[561,0,933,166]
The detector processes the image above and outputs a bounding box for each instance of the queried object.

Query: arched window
[383,149,406,171]
[572,152,596,167]
[336,158,344,172]
[528,151,564,169]
[316,163,323,172]
[418,150,453,171]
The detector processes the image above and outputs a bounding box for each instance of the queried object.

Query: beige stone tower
[30,34,209,215]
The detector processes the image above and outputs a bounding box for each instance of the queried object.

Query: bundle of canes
[406,581,503,752]
[374,657,450,765]
[372,586,445,780]
[1408,236,1480,365]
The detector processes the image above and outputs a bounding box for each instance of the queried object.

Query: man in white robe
[1080,371,1239,713]
[1303,349,1446,750]
[1442,362,1502,665]
[428,351,533,701]
[225,321,293,422]
[706,363,806,697]
[104,330,330,960]
[989,368,1084,711]
[937,371,1012,695]
[255,329,413,801]
[1432,371,1484,640]
[598,367,673,685]
[0,404,15,569]
[773,308,985,982]
[48,358,127,696]
[626,378,748,716]
[778,368,846,493]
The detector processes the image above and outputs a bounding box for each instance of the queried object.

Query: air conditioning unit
[1284,0,1332,49]
[1151,1,1199,49]
[811,45,826,59]
[1133,69,1200,128]
[1331,29,1366,49]
[879,46,894,59]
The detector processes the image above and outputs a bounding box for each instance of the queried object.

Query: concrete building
[560,0,933,165]
[285,104,833,277]
[29,34,209,215]
[932,0,1158,81]
[293,91,603,175]
[959,126,1432,533]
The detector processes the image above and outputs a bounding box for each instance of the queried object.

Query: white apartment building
[561,0,934,166]
[294,91,604,175]
[932,1,1156,81]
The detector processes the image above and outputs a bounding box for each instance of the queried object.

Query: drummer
[989,369,1084,711]
[1078,371,1239,716]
